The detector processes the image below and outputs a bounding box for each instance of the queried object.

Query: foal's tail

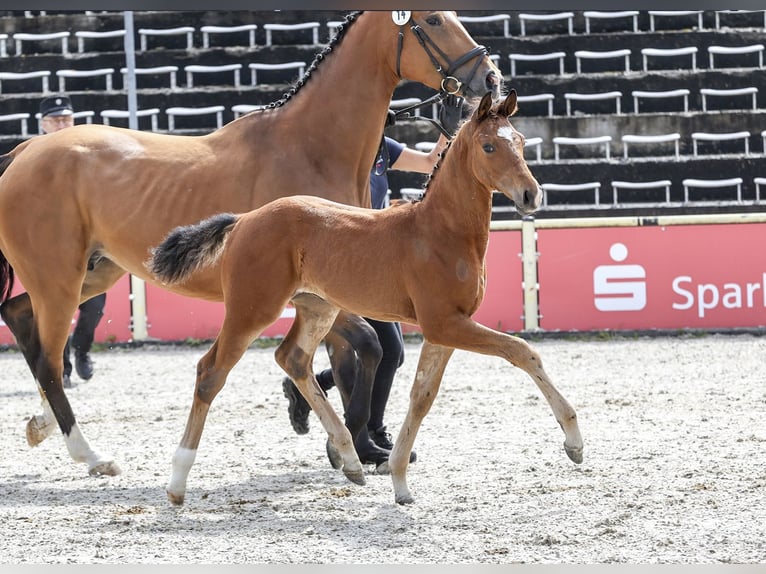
[147,212,239,285]
[0,154,16,304]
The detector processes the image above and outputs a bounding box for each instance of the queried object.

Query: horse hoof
[325,438,343,470]
[395,492,415,505]
[88,461,122,477]
[342,466,366,486]
[374,460,391,475]
[25,416,55,447]
[564,443,583,464]
[167,489,185,506]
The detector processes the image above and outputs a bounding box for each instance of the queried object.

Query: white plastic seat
[400,188,425,202]
[564,91,622,115]
[100,108,161,132]
[0,33,8,58]
[263,22,319,46]
[611,180,673,205]
[326,21,344,41]
[74,29,125,53]
[166,106,225,132]
[0,112,31,137]
[518,12,574,36]
[517,93,555,117]
[138,26,194,51]
[621,133,681,159]
[56,68,114,91]
[553,135,612,160]
[649,11,704,32]
[457,14,512,38]
[583,11,639,34]
[574,49,631,73]
[641,47,697,71]
[715,10,766,30]
[184,64,242,88]
[13,31,70,55]
[121,65,179,90]
[753,177,766,201]
[200,24,257,49]
[248,62,306,85]
[700,87,758,111]
[524,137,543,162]
[632,89,690,113]
[708,44,764,69]
[682,178,743,203]
[231,104,268,119]
[541,182,601,207]
[509,52,565,76]
[691,131,751,156]
[0,70,51,93]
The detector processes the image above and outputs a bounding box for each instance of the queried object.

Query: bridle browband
[395,15,489,97]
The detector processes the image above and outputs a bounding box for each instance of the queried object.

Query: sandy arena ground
[0,334,764,564]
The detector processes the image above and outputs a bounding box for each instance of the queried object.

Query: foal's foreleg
[429,317,583,465]
[389,341,454,504]
[275,297,365,486]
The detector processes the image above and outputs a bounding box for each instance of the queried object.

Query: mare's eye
[425,15,441,26]
[483,143,495,153]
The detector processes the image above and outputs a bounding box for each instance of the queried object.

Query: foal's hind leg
[275,295,365,486]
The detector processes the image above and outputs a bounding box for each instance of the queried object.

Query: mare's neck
[279,12,399,206]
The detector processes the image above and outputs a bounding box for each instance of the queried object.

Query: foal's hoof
[167,489,185,506]
[564,442,584,464]
[325,438,343,470]
[88,460,122,477]
[25,416,55,447]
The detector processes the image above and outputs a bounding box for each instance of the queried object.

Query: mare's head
[461,90,542,216]
[389,11,502,100]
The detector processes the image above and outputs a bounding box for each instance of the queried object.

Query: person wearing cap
[39,95,107,388]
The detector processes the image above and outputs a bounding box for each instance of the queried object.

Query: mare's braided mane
[267,11,362,110]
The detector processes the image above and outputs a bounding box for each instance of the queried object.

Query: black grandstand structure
[1,9,765,219]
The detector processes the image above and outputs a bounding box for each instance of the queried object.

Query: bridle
[395,14,489,97]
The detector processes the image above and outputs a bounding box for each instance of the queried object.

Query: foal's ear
[476,91,493,121]
[500,89,518,117]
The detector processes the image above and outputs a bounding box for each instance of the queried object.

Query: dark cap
[40,95,74,118]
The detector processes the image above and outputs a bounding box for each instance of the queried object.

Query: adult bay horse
[0,11,501,478]
[148,91,584,506]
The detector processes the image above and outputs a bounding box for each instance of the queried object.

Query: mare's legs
[391,316,584,505]
[274,295,365,485]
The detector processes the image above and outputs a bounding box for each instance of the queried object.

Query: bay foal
[148,91,584,505]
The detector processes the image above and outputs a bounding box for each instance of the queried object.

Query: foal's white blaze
[168,447,197,499]
[497,125,517,143]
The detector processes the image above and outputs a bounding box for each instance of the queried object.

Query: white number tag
[392,11,411,26]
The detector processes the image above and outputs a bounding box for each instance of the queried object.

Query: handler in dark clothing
[39,95,106,388]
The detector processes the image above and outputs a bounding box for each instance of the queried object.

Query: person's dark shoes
[74,351,94,380]
[282,377,311,435]
[369,425,417,463]
[63,373,72,389]
[356,437,390,466]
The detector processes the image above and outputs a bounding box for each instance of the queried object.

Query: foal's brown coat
[0,11,501,477]
[149,92,584,505]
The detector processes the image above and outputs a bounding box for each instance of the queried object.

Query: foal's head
[462,90,542,215]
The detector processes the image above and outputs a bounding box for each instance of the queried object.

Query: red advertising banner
[0,276,132,346]
[537,223,766,331]
[401,230,524,335]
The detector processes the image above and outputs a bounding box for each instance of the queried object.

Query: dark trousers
[63,293,106,377]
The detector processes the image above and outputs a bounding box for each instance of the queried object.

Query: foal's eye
[425,15,441,26]
[483,143,496,153]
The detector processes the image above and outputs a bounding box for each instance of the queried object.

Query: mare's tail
[147,212,239,285]
[0,154,16,304]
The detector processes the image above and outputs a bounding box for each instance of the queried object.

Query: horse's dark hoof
[325,438,343,470]
[565,442,583,464]
[282,377,310,435]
